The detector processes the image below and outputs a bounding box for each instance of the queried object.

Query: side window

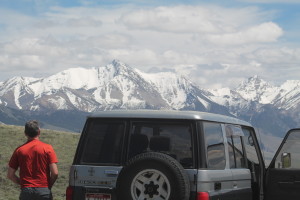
[274,129,300,169]
[203,122,226,169]
[80,120,125,164]
[226,125,246,168]
[130,122,193,168]
[242,128,259,164]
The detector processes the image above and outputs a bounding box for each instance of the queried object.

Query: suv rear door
[70,119,127,200]
[129,120,198,198]
[265,129,300,200]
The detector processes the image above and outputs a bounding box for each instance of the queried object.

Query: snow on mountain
[0,60,166,111]
[138,69,231,113]
[273,80,300,110]
[29,67,100,96]
[0,60,229,113]
[25,61,128,98]
[209,87,250,116]
[210,76,300,114]
[0,61,299,121]
[138,71,192,109]
[0,60,299,141]
[235,76,280,104]
[0,76,38,109]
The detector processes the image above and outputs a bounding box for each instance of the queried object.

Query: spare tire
[116,152,190,200]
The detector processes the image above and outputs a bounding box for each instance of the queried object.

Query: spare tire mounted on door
[117,152,190,200]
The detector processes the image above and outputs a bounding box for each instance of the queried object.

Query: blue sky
[0,0,299,88]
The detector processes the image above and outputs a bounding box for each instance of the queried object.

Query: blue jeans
[20,187,53,200]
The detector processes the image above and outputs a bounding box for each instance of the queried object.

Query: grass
[0,124,80,200]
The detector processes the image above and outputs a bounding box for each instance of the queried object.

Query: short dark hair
[25,120,40,138]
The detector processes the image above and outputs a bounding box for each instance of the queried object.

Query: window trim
[76,118,127,166]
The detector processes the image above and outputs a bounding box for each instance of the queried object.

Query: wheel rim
[130,169,171,200]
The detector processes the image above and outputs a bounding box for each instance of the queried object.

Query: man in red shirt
[7,120,58,200]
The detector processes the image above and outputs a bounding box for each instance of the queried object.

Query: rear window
[79,119,125,164]
[129,121,194,168]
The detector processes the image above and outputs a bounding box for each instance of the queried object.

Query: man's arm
[7,167,20,185]
[49,163,58,189]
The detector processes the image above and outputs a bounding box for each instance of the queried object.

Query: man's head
[25,120,40,138]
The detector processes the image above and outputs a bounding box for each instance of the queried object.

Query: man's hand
[49,163,58,189]
[7,166,20,185]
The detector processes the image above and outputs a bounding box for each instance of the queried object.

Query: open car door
[265,129,300,200]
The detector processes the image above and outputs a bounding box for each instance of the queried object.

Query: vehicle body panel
[67,110,300,200]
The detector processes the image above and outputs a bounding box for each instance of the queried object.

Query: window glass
[232,137,246,168]
[275,130,300,169]
[80,120,125,164]
[203,122,226,169]
[130,122,193,168]
[242,128,259,164]
[226,125,246,168]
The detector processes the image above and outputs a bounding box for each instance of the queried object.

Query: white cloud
[0,4,299,88]
[119,6,220,33]
[65,17,103,27]
[248,47,300,64]
[118,5,271,34]
[206,22,283,45]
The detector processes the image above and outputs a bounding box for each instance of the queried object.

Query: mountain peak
[110,59,131,71]
[238,75,272,89]
[111,59,123,67]
[236,76,278,103]
[245,75,266,85]
[0,60,299,114]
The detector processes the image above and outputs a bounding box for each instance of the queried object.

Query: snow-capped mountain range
[0,60,228,113]
[210,76,300,115]
[0,60,299,137]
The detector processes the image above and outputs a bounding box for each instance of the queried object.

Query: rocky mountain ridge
[0,60,299,136]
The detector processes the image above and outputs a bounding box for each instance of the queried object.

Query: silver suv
[66,110,300,200]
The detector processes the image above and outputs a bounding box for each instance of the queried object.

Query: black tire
[116,152,190,200]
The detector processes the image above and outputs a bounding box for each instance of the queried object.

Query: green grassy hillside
[0,124,80,200]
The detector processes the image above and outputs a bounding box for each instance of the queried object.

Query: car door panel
[231,168,252,200]
[197,169,235,200]
[265,129,300,200]
[265,168,300,199]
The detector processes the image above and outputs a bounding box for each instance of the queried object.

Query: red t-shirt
[9,139,58,188]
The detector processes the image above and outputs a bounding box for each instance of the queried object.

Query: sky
[0,0,299,89]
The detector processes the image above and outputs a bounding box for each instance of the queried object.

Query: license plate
[85,193,111,200]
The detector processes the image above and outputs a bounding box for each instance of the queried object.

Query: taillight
[197,192,209,200]
[66,186,73,200]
